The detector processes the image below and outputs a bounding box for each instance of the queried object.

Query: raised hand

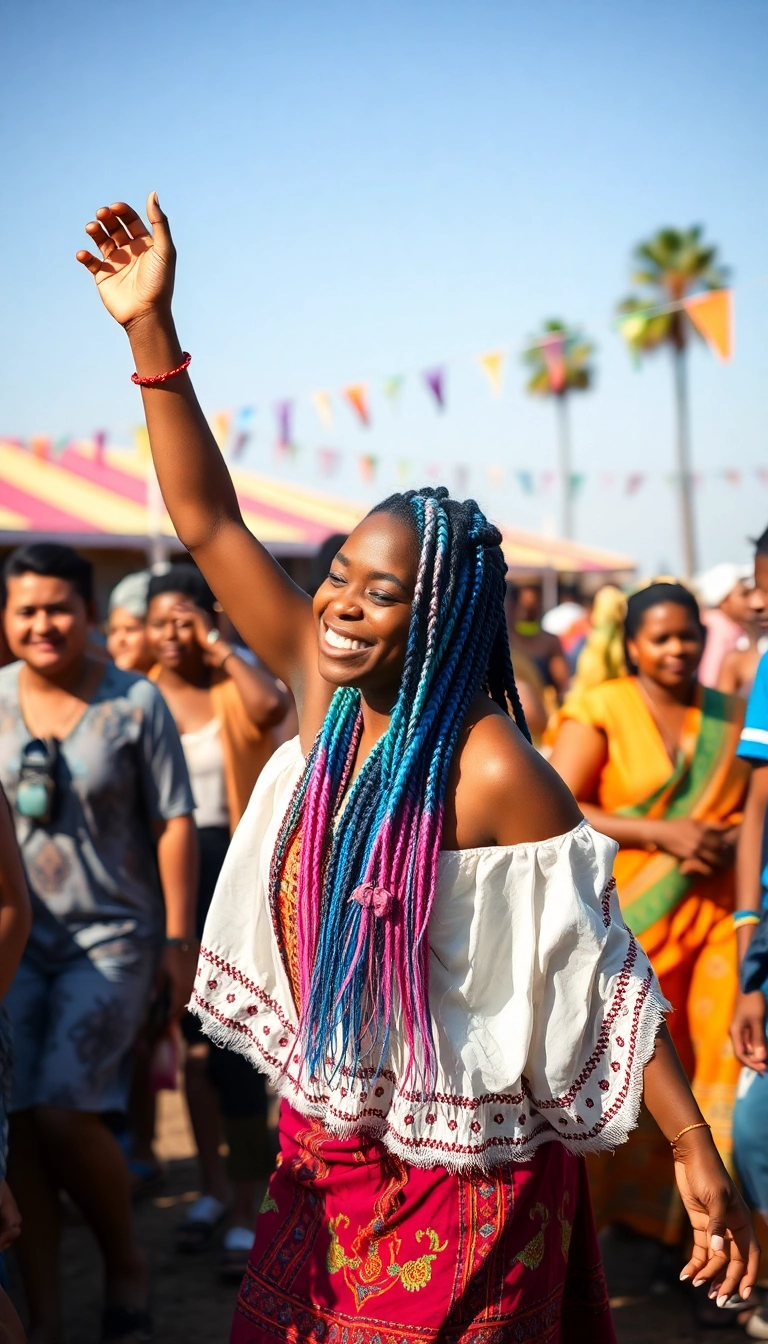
[76,195,175,330]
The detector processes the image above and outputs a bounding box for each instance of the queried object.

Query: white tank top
[181,718,229,830]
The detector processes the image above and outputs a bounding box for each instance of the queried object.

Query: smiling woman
[76,194,759,1342]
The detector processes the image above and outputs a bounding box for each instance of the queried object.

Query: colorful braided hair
[269,487,530,1087]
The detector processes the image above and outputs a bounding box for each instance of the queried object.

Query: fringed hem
[188,939,670,1175]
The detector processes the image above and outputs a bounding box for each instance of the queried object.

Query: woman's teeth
[324,624,367,652]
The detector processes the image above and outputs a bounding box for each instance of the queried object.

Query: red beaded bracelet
[131,352,192,386]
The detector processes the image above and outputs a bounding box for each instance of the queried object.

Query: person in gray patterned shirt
[0,543,197,1344]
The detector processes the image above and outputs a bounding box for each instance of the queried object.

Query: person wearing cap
[107,570,154,675]
[694,562,757,690]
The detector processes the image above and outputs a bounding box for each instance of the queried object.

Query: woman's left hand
[674,1132,759,1305]
[171,600,233,669]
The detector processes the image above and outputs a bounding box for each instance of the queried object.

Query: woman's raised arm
[77,194,318,699]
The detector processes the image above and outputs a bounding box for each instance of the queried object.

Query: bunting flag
[51,435,73,459]
[540,470,556,493]
[517,470,534,495]
[476,350,506,397]
[601,471,616,489]
[358,453,377,483]
[625,473,645,495]
[30,435,51,460]
[210,411,232,453]
[487,465,504,486]
[425,461,441,482]
[317,447,341,476]
[723,469,741,486]
[683,289,733,360]
[422,367,446,410]
[569,472,587,497]
[383,375,405,405]
[758,468,768,487]
[540,333,566,393]
[275,400,294,449]
[231,407,255,458]
[396,460,411,484]
[93,430,107,464]
[134,425,151,461]
[343,383,370,426]
[311,391,333,428]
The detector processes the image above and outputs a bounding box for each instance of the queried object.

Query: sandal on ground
[101,1304,153,1342]
[175,1194,227,1253]
[745,1306,768,1339]
[694,1289,752,1329]
[219,1226,256,1282]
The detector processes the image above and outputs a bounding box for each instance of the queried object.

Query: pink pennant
[625,473,645,495]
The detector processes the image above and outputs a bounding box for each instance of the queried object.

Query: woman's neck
[157,662,209,691]
[21,653,91,697]
[635,671,696,708]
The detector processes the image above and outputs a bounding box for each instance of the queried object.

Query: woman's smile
[321,619,373,656]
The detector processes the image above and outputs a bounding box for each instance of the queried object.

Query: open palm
[76,194,175,329]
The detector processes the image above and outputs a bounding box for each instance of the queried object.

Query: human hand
[655,819,733,874]
[159,942,199,1020]
[171,600,233,669]
[674,1131,758,1306]
[76,195,176,331]
[0,1181,21,1251]
[730,990,768,1072]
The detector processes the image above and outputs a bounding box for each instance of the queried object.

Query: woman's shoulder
[452,698,582,847]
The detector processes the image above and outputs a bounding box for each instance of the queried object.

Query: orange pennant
[683,289,733,360]
[343,383,370,426]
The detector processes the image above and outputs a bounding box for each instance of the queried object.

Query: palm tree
[522,319,594,540]
[617,226,729,577]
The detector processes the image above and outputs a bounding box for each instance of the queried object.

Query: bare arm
[0,788,31,1000]
[153,813,199,1019]
[643,1023,758,1301]
[550,719,729,873]
[179,600,290,729]
[730,763,768,1070]
[77,196,319,703]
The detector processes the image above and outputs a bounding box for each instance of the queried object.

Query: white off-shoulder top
[191,736,669,1172]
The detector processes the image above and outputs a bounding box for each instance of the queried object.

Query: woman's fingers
[76,248,108,275]
[95,206,132,249]
[109,202,151,240]
[84,219,119,261]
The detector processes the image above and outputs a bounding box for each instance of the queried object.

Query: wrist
[671,1122,715,1161]
[126,312,183,373]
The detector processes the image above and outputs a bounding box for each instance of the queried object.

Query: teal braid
[269,487,531,1088]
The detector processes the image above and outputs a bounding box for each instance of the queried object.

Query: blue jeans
[733,1064,768,1215]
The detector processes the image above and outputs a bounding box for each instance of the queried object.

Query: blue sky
[1,0,766,574]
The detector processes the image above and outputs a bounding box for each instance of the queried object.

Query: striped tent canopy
[0,438,635,574]
[0,438,364,556]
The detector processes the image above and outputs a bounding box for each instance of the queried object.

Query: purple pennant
[274,400,293,449]
[93,430,107,463]
[422,367,446,410]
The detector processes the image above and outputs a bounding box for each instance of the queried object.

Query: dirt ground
[6,1089,755,1343]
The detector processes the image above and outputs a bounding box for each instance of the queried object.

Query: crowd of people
[0,193,767,1344]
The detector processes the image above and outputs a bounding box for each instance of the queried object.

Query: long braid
[270,487,530,1087]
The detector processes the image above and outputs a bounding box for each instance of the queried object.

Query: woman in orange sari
[550,583,749,1245]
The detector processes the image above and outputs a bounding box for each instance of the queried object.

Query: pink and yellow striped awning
[0,439,365,555]
[0,438,635,574]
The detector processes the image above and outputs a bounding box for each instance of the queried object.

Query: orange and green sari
[560,676,749,1243]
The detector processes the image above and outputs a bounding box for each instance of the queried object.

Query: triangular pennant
[30,435,51,460]
[426,461,442,482]
[422,367,446,410]
[683,289,733,360]
[517,470,534,495]
[134,425,150,461]
[476,350,506,397]
[358,453,377,482]
[52,435,73,459]
[317,447,341,476]
[343,383,370,426]
[569,472,587,497]
[396,460,411,484]
[210,411,232,453]
[757,468,768,487]
[540,470,556,493]
[601,471,616,489]
[454,464,469,496]
[487,465,504,486]
[93,430,107,463]
[274,400,294,449]
[383,375,405,404]
[723,468,741,486]
[232,406,255,458]
[539,333,566,392]
[625,473,645,495]
[311,391,333,428]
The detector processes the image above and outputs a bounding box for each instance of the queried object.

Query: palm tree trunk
[556,393,573,539]
[673,344,697,577]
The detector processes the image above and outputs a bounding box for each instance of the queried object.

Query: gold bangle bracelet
[671,1121,710,1147]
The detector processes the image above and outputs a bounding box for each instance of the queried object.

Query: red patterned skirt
[231,1101,616,1344]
